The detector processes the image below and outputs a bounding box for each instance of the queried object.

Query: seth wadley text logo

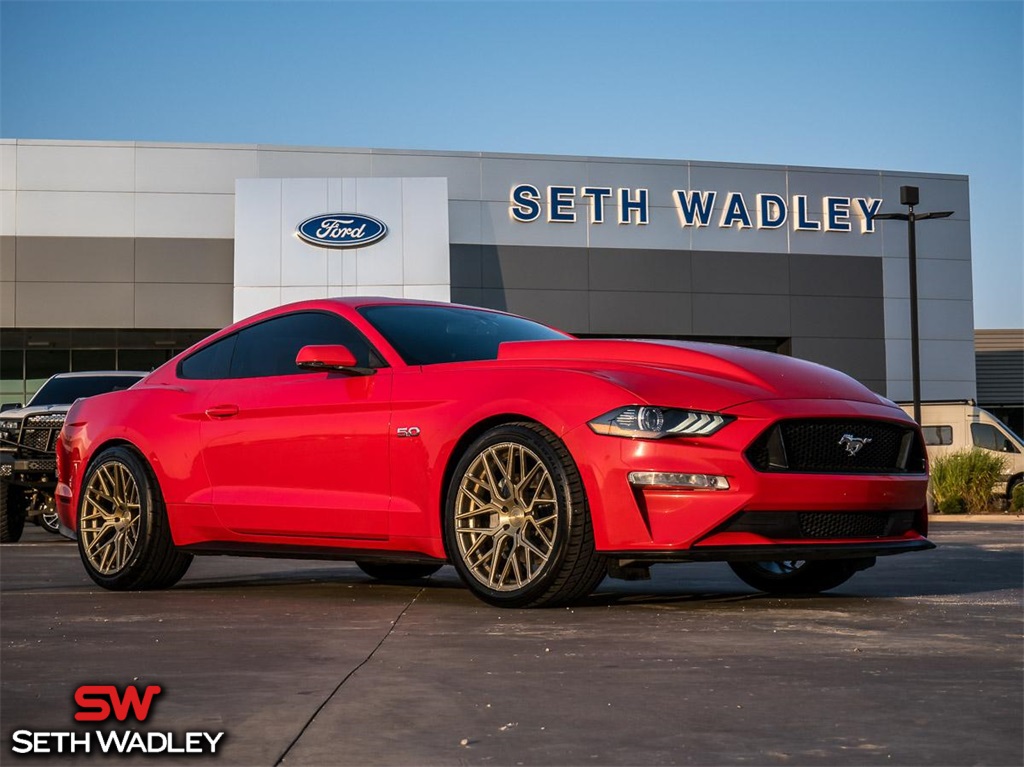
[10,685,226,756]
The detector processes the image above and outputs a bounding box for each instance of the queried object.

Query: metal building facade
[1,139,975,405]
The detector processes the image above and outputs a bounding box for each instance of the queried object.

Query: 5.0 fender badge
[397,427,421,438]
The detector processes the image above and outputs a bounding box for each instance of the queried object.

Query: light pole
[874,185,953,425]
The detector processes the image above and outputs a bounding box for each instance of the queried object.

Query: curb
[929,514,1024,523]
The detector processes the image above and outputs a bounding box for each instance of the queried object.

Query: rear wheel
[30,491,62,535]
[77,446,192,590]
[444,423,606,608]
[729,559,860,595]
[355,562,442,581]
[0,482,27,543]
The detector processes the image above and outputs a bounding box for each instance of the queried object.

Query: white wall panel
[403,284,451,302]
[233,176,450,321]
[281,286,329,304]
[234,179,281,287]
[258,150,372,179]
[137,147,257,193]
[280,179,329,287]
[136,193,234,238]
[0,192,14,236]
[354,178,404,286]
[1,142,16,191]
[354,284,405,299]
[17,191,134,237]
[401,177,449,285]
[234,286,282,321]
[372,153,479,200]
[18,144,135,192]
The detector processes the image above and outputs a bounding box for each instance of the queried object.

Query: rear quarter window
[178,335,237,380]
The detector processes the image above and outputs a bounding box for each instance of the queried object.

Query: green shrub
[936,496,966,514]
[929,449,1007,514]
[1012,483,1024,513]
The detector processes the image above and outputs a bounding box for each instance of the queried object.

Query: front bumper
[0,450,57,489]
[563,397,931,555]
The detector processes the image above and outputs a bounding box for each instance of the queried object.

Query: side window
[178,335,237,380]
[229,312,374,379]
[970,422,1018,453]
[923,425,953,446]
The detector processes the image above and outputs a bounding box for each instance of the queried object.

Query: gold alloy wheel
[80,461,142,575]
[454,441,560,591]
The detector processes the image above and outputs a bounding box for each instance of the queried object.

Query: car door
[198,311,392,540]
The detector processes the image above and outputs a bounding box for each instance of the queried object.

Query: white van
[899,401,1024,498]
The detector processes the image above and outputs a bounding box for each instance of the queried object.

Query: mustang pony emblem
[839,433,872,457]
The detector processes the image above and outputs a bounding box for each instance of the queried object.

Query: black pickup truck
[1,371,145,542]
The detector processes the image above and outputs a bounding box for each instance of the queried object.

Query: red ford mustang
[56,298,932,607]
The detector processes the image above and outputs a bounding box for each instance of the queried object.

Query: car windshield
[28,375,143,406]
[359,305,569,365]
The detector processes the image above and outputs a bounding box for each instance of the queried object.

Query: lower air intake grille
[798,512,890,539]
[720,510,917,540]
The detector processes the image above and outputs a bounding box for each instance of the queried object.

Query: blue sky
[2,0,1021,328]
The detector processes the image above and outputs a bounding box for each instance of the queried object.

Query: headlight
[588,406,733,439]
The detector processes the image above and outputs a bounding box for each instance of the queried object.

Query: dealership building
[0,139,976,407]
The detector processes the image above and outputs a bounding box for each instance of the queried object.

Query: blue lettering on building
[509,184,541,222]
[508,184,883,234]
[619,188,649,225]
[581,187,613,223]
[757,193,787,229]
[720,192,752,229]
[673,190,717,227]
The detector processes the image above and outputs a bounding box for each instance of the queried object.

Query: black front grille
[722,510,917,540]
[21,429,52,452]
[17,414,66,454]
[746,419,926,474]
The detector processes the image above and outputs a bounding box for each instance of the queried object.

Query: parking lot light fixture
[873,185,954,425]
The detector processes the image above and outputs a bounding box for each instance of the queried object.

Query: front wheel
[444,422,606,608]
[77,446,193,590]
[729,559,861,595]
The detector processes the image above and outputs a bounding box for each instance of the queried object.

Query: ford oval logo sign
[296,213,388,249]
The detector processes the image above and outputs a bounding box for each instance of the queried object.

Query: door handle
[205,404,239,419]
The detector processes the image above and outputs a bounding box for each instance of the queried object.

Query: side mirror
[0,402,22,412]
[295,345,373,375]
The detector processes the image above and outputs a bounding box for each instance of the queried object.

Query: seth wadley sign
[509,184,884,233]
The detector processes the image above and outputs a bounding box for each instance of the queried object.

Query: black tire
[729,559,860,595]
[355,562,443,581]
[1007,475,1022,502]
[443,422,606,608]
[77,446,192,590]
[1,482,27,543]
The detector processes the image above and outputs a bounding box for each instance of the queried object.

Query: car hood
[498,339,892,411]
[0,404,71,421]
